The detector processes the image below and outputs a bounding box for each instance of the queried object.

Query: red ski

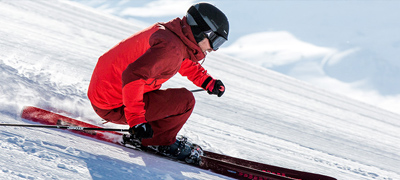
[20,106,336,180]
[202,151,336,180]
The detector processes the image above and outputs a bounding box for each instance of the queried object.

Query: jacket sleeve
[122,78,147,127]
[179,59,214,90]
[122,30,182,127]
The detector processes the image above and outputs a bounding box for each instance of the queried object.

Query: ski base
[20,106,336,180]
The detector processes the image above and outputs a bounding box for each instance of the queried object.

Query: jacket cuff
[201,77,214,90]
[127,117,147,127]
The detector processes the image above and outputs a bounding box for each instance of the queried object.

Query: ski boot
[154,136,204,165]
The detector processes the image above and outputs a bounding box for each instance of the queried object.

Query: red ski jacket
[88,17,214,127]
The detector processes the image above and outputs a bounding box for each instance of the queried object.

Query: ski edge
[203,150,336,180]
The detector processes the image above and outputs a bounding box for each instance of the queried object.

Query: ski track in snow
[0,1,399,180]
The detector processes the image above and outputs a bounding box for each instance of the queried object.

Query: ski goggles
[204,30,227,51]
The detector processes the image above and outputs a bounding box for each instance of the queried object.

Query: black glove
[129,123,154,139]
[207,80,225,97]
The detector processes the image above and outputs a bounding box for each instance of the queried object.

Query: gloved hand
[207,79,225,97]
[129,123,154,139]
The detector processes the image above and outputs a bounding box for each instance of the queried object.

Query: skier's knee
[180,88,195,109]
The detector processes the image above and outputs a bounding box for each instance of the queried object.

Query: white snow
[0,1,399,180]
[220,31,335,68]
[73,0,400,116]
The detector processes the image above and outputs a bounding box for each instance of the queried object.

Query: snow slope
[72,0,400,117]
[0,1,399,180]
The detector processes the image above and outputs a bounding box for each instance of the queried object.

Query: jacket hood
[160,17,205,62]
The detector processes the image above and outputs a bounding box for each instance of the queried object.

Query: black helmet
[186,3,229,50]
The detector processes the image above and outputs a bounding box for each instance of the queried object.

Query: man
[88,2,228,158]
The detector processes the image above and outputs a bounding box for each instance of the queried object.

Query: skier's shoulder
[150,25,183,48]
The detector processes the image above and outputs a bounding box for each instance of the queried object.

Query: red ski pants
[92,88,195,146]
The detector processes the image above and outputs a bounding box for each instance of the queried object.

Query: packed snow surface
[0,1,399,180]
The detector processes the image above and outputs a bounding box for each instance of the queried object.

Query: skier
[87,3,229,159]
